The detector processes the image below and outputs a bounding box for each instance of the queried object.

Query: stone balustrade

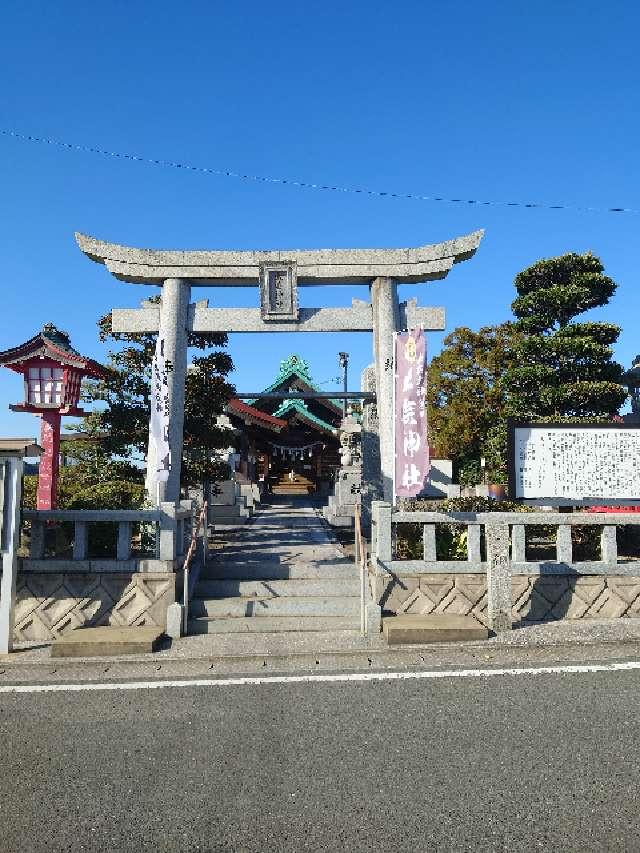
[371,502,640,633]
[23,502,193,571]
[12,502,194,643]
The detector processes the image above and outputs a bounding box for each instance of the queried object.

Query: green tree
[22,438,145,510]
[504,252,627,418]
[427,323,521,482]
[81,301,235,492]
[478,252,629,484]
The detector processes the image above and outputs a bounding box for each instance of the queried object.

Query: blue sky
[1,0,639,438]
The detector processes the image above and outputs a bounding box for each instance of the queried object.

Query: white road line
[2,659,640,694]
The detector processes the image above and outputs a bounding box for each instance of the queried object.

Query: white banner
[150,335,171,486]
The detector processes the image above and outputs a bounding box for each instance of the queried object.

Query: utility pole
[338,351,349,417]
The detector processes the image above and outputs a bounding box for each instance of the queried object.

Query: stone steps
[210,504,250,522]
[195,577,360,598]
[188,501,362,636]
[271,485,313,495]
[188,615,359,635]
[199,561,357,581]
[190,595,360,619]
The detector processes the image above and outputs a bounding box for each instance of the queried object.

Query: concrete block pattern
[13,571,175,643]
[378,572,640,627]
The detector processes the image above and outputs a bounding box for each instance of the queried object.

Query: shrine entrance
[76,229,483,513]
[75,230,483,637]
[226,354,342,498]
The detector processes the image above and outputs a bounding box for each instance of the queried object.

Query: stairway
[187,501,361,635]
[188,559,360,634]
[271,472,315,495]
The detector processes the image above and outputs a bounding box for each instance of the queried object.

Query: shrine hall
[225,355,342,495]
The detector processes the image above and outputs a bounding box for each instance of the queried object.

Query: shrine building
[225,355,342,495]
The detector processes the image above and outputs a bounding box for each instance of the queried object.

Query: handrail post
[556,524,573,564]
[423,524,437,562]
[181,502,208,636]
[511,524,526,563]
[159,502,178,562]
[73,521,88,560]
[116,521,132,561]
[0,456,24,654]
[486,522,512,633]
[601,525,617,569]
[467,523,481,564]
[30,518,45,559]
[355,505,366,636]
[373,501,392,564]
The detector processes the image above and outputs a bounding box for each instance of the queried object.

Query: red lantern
[0,324,106,509]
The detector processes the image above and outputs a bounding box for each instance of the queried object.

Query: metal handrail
[354,504,367,636]
[182,501,208,635]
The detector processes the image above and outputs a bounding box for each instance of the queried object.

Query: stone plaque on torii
[75,230,483,504]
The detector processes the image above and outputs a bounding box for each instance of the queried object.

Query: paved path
[211,497,349,572]
[2,664,640,851]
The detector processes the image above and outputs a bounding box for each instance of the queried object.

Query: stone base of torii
[75,230,483,506]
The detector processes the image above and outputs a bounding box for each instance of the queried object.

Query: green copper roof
[260,354,319,394]
[272,399,337,434]
[249,353,341,410]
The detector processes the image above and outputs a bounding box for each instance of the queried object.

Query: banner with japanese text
[150,335,171,487]
[394,328,430,499]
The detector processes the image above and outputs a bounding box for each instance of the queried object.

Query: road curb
[5,635,640,685]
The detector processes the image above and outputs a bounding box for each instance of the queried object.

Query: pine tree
[504,252,627,418]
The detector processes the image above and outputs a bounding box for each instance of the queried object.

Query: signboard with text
[394,329,430,499]
[508,421,640,504]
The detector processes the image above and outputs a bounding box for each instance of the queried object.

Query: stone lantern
[0,324,105,509]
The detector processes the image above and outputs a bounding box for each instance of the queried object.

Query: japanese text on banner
[394,329,429,498]
[150,335,171,486]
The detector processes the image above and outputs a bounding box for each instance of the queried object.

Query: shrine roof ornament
[74,230,484,285]
[277,354,311,383]
[248,353,342,415]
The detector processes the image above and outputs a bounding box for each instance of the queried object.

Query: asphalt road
[2,666,640,852]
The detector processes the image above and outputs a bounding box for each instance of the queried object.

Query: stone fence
[12,502,193,643]
[371,501,640,632]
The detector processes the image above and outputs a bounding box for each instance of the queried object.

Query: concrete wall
[13,570,175,643]
[419,459,460,499]
[376,572,640,625]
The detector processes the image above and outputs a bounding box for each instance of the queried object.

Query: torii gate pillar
[372,277,401,502]
[145,278,191,504]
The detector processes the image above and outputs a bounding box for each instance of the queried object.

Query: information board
[508,422,640,502]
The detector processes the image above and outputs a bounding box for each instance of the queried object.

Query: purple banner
[394,329,430,499]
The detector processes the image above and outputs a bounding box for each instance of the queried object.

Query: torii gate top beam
[75,230,483,286]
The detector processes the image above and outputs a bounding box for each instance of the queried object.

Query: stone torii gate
[76,230,483,504]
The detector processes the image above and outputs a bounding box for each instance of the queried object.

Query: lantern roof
[0,324,106,378]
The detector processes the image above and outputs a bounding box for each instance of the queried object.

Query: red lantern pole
[37,410,61,510]
[0,325,106,511]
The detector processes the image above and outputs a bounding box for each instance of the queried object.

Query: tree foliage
[427,323,521,481]
[81,299,235,491]
[22,439,145,510]
[505,252,627,418]
[427,252,628,485]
